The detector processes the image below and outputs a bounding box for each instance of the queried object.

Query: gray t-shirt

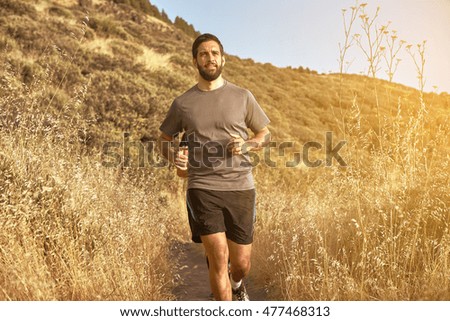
[159,80,270,191]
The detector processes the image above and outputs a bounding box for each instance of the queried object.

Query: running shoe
[232,282,250,301]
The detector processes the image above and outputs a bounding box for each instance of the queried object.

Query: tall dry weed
[254,96,449,300]
[252,2,449,300]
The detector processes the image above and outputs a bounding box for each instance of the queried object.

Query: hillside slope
[1,0,448,146]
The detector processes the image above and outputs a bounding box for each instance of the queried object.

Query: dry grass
[136,46,171,71]
[84,38,114,56]
[249,5,449,299]
[0,47,183,300]
[251,9,450,298]
[34,1,51,13]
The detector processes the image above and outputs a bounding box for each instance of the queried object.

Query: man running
[158,33,270,301]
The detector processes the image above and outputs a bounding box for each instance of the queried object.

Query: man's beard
[197,61,224,81]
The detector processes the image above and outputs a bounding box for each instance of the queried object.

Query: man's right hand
[175,148,188,170]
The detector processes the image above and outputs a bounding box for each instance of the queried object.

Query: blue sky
[150,0,450,93]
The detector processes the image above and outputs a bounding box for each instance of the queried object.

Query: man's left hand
[228,134,245,155]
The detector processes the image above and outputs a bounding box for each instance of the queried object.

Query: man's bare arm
[158,132,175,163]
[246,126,271,151]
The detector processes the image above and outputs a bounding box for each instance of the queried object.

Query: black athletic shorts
[186,188,256,245]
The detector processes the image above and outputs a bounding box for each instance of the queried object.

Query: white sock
[230,276,242,290]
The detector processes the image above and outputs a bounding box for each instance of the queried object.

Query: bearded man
[158,33,270,301]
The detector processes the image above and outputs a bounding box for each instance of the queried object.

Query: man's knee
[232,256,251,275]
[209,247,229,266]
[201,234,229,270]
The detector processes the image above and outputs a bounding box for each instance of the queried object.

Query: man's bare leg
[201,232,231,301]
[228,239,252,285]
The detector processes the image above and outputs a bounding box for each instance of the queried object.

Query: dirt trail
[171,242,269,301]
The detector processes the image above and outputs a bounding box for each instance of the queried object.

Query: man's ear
[193,58,198,68]
[222,55,226,67]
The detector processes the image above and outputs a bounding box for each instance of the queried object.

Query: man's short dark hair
[192,33,224,58]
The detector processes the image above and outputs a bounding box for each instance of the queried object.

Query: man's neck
[197,76,225,91]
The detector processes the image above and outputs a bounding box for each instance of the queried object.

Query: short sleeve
[245,91,270,133]
[159,100,182,137]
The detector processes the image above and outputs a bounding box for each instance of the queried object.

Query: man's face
[194,40,225,81]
